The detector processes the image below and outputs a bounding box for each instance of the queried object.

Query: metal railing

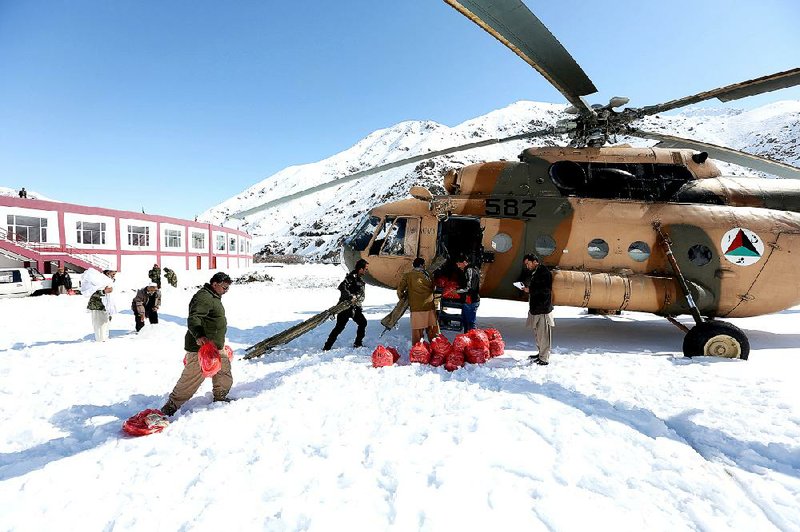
[1,228,111,270]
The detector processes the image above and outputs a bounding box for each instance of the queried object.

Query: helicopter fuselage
[342,147,800,319]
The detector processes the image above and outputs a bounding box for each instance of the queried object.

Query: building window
[230,237,236,253]
[216,234,225,251]
[76,221,106,245]
[128,225,150,247]
[7,215,48,243]
[164,229,182,248]
[192,232,205,249]
[239,239,245,252]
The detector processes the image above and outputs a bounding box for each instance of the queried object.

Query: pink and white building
[0,196,252,274]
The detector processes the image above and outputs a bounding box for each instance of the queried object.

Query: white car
[0,267,52,298]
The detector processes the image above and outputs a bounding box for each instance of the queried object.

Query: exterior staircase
[0,227,110,272]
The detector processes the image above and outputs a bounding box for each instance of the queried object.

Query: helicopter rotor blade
[628,128,800,180]
[231,128,555,218]
[636,68,800,116]
[443,0,597,116]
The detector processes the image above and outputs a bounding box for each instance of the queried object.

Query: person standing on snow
[454,254,481,332]
[323,259,368,350]
[86,270,117,342]
[160,272,233,416]
[148,263,161,289]
[397,257,439,344]
[131,282,161,332]
[519,254,554,366]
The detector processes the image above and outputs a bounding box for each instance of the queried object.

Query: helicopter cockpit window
[549,162,694,201]
[688,244,713,266]
[587,238,609,259]
[348,215,381,252]
[380,217,420,257]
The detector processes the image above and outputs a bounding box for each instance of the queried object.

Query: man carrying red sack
[160,272,233,416]
[454,254,481,332]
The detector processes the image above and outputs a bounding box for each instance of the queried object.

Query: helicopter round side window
[491,233,513,253]
[628,241,651,262]
[588,238,609,259]
[535,235,557,257]
[688,244,713,266]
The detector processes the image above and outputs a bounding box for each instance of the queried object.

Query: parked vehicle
[0,267,52,297]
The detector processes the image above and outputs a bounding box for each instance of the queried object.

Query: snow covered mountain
[200,100,800,261]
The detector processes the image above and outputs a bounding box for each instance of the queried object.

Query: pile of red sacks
[371,328,505,371]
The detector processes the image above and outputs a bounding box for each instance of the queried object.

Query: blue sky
[1,0,798,219]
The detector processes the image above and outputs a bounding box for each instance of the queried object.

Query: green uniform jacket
[87,290,106,311]
[184,284,227,351]
[397,269,435,312]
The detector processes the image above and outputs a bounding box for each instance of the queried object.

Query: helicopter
[235,0,800,360]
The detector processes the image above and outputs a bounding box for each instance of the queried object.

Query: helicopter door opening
[437,216,483,266]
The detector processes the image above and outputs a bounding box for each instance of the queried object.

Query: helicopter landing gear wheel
[682,321,749,360]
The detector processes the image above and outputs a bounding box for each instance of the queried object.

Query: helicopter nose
[340,238,359,272]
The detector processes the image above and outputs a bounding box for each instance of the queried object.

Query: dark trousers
[135,307,159,332]
[462,301,480,332]
[324,307,367,349]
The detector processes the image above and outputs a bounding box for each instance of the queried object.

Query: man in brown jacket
[397,258,439,344]
[131,282,161,332]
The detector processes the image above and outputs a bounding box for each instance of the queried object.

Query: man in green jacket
[148,263,161,289]
[161,272,233,416]
[397,258,439,344]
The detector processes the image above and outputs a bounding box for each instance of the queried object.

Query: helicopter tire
[682,320,749,360]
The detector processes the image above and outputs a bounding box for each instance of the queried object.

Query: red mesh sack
[442,280,460,300]
[198,343,234,378]
[444,349,465,372]
[387,346,401,364]
[409,341,431,364]
[372,345,394,367]
[465,344,490,364]
[452,334,472,355]
[431,334,451,354]
[483,328,502,342]
[122,409,170,436]
[489,339,506,358]
[468,329,489,346]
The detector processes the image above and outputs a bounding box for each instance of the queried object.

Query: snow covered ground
[1,264,798,531]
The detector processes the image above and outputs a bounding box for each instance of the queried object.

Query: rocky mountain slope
[200,100,800,261]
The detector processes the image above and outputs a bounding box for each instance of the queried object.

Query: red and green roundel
[721,227,764,266]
